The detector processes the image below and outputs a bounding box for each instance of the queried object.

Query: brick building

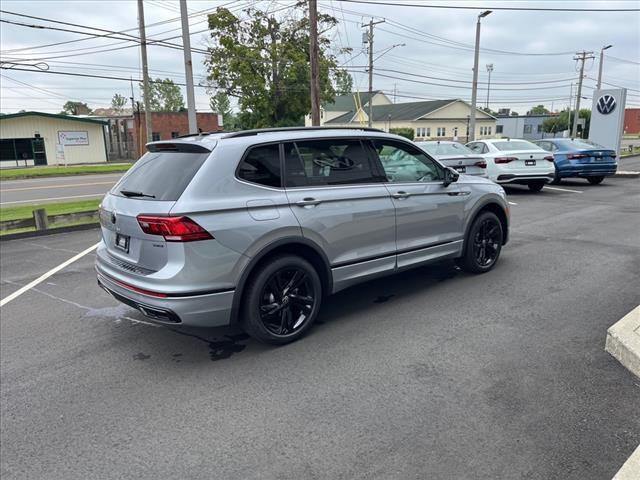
[130,111,222,156]
[624,108,640,135]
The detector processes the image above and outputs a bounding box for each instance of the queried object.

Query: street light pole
[469,10,491,142]
[485,63,493,109]
[597,44,612,90]
[309,0,321,126]
[180,0,197,134]
[363,18,385,128]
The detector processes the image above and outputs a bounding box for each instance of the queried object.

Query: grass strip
[0,199,101,222]
[0,164,131,180]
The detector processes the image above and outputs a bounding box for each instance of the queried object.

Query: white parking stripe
[545,186,583,193]
[0,242,99,308]
[508,201,518,206]
[0,193,103,205]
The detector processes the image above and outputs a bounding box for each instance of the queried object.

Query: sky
[1,0,639,116]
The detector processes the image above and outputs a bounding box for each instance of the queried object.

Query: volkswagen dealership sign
[589,88,626,154]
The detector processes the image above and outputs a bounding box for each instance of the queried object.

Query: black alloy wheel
[458,211,503,273]
[243,255,322,345]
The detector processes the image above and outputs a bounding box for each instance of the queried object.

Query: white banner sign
[58,130,89,146]
[589,88,627,154]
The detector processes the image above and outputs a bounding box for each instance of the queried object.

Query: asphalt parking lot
[1,175,639,479]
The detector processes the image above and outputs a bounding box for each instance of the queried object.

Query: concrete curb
[0,223,100,241]
[615,171,640,178]
[605,306,640,379]
[613,444,640,480]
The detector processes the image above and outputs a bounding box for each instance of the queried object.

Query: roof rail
[222,126,385,139]
[176,131,221,139]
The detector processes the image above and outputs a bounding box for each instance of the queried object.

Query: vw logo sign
[596,95,616,115]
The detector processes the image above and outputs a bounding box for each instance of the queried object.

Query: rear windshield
[419,142,474,156]
[113,151,208,201]
[493,141,542,152]
[556,139,605,150]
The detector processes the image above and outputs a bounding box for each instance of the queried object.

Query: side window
[283,139,381,187]
[467,142,482,153]
[372,139,443,183]
[237,144,282,188]
[481,143,489,154]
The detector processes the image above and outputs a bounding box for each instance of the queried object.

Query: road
[1,177,639,480]
[0,173,122,206]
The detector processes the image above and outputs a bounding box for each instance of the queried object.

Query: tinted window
[467,142,484,153]
[373,139,443,183]
[493,140,543,151]
[115,151,208,201]
[237,144,282,188]
[284,139,380,187]
[557,138,606,150]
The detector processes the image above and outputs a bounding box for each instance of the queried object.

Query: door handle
[392,191,411,199]
[296,197,321,207]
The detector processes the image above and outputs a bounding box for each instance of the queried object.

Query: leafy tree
[204,6,348,128]
[541,109,591,137]
[140,78,185,112]
[389,127,414,140]
[528,104,550,115]
[334,70,353,95]
[61,101,91,115]
[209,90,236,129]
[510,111,520,116]
[111,93,128,113]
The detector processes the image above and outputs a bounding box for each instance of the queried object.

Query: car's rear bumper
[96,268,234,327]
[558,164,617,178]
[496,173,554,184]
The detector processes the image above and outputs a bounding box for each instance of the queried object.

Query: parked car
[415,141,488,177]
[466,138,555,191]
[533,138,617,185]
[96,127,509,345]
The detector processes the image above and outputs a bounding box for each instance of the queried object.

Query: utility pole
[469,10,492,142]
[363,18,385,127]
[137,0,152,145]
[572,50,595,139]
[485,63,493,109]
[180,0,197,134]
[309,0,321,126]
[597,44,613,90]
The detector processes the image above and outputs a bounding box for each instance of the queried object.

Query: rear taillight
[474,160,487,168]
[136,215,213,242]
[544,155,555,162]
[568,153,588,159]
[494,157,517,164]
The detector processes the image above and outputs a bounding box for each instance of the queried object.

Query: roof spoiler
[146,141,212,153]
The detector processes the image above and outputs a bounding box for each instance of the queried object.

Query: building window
[152,132,161,141]
[487,126,492,135]
[171,131,180,138]
[437,127,446,137]
[453,127,458,137]
[426,127,431,137]
[496,125,503,134]
[523,125,532,134]
[537,124,543,133]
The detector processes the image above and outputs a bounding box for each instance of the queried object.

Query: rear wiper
[120,190,156,198]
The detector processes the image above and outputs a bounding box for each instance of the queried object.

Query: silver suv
[96,127,509,344]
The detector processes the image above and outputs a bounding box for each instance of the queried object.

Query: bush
[389,127,414,140]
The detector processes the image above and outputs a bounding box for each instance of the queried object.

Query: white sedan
[466,138,555,191]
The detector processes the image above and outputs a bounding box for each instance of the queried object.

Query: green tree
[140,78,185,112]
[334,70,353,95]
[528,104,550,115]
[61,101,91,115]
[209,90,236,129]
[389,127,414,140]
[111,93,128,113]
[542,109,591,137]
[204,6,348,128]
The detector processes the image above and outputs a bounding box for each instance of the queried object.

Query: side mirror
[443,167,459,187]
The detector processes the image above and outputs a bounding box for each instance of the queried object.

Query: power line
[335,0,640,12]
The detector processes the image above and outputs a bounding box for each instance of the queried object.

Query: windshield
[557,139,606,150]
[113,151,208,201]
[419,142,474,156]
[493,140,543,152]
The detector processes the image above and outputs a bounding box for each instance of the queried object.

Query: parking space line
[545,186,584,193]
[0,242,99,308]
[508,201,518,206]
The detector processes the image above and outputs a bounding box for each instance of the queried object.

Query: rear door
[370,138,466,268]
[283,138,396,277]
[99,146,209,272]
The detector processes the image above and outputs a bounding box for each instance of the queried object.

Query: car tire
[528,181,545,192]
[241,255,322,345]
[458,211,503,274]
[551,170,561,184]
[587,176,604,185]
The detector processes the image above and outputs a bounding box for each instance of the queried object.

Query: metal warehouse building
[0,111,108,167]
